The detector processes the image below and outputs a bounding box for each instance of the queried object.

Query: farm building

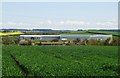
[20,35,60,40]
[61,34,112,40]
[20,34,112,40]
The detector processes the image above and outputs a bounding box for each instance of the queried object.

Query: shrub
[35,42,41,45]
[19,40,32,45]
[2,36,11,45]
[51,39,59,42]
[103,38,111,46]
[87,39,99,45]
[111,37,120,46]
[73,38,80,44]
[27,40,32,45]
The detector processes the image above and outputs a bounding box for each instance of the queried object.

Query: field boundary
[10,54,29,77]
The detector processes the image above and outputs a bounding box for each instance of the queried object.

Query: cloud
[96,22,117,26]
[60,20,90,26]
[1,22,33,29]
[0,20,118,30]
[60,21,64,24]
[47,20,52,24]
[95,21,118,29]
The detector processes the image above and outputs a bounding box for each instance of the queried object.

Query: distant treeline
[0,29,70,32]
[1,29,120,32]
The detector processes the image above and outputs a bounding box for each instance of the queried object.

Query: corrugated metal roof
[20,35,112,40]
[20,34,112,37]
[20,35,60,37]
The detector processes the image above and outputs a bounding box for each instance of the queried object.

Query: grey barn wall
[20,35,112,40]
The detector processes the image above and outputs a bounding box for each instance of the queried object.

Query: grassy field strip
[61,31,92,35]
[87,31,120,37]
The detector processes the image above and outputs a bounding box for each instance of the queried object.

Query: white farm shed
[20,34,112,40]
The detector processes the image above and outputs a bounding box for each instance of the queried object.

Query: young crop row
[2,45,119,76]
[2,47,23,76]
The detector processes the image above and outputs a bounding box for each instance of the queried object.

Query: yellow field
[0,32,24,36]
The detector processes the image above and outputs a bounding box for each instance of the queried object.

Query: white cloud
[39,21,43,24]
[47,20,52,24]
[60,21,64,24]
[7,22,17,26]
[96,22,117,26]
[0,20,118,30]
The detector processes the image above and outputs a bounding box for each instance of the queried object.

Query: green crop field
[0,45,2,78]
[87,30,120,37]
[2,45,119,77]
[62,31,92,35]
[61,30,120,38]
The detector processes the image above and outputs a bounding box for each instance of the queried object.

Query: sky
[1,0,119,2]
[1,2,118,30]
